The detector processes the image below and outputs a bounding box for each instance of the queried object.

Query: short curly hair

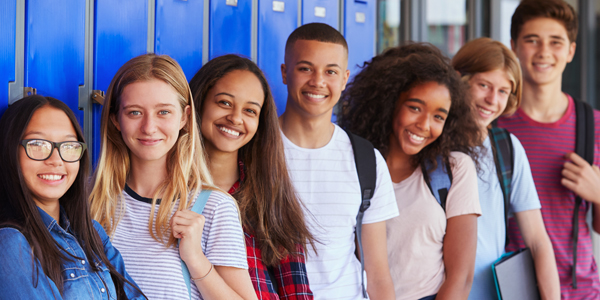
[338,43,482,170]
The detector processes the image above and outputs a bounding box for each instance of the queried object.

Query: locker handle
[92,90,105,105]
[24,87,37,96]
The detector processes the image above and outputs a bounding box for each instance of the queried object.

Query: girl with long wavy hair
[89,53,256,299]
[0,95,145,299]
[452,37,560,300]
[189,54,315,299]
[338,43,482,300]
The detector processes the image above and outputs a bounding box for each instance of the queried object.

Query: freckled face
[391,81,451,157]
[468,69,512,128]
[19,106,80,207]
[200,70,265,154]
[112,78,190,167]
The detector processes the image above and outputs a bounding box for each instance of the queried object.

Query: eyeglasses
[20,139,87,163]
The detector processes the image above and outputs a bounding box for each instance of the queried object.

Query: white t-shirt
[282,124,400,300]
[386,152,481,300]
[111,186,247,300]
[469,134,541,300]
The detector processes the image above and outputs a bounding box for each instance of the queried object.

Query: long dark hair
[338,43,482,170]
[190,54,316,266]
[0,95,143,299]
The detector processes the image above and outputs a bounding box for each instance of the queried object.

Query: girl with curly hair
[452,37,559,300]
[189,54,315,299]
[338,43,482,300]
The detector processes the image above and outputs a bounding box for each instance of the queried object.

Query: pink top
[386,152,481,300]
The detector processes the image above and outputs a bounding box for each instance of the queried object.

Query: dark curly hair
[338,42,482,171]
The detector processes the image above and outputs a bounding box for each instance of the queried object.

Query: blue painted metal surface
[210,0,252,60]
[93,0,147,163]
[24,0,85,124]
[0,0,16,116]
[258,0,297,115]
[302,0,338,29]
[155,0,204,80]
[344,0,375,78]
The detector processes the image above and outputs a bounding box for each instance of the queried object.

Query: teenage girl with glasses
[0,95,145,299]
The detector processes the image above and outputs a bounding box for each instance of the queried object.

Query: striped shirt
[111,186,247,300]
[498,95,600,299]
[282,124,400,300]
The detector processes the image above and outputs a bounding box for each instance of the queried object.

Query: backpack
[571,99,595,289]
[422,126,514,248]
[345,128,376,299]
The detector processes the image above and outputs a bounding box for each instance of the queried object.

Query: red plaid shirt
[229,161,313,300]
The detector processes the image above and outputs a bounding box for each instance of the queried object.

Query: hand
[561,152,600,204]
[171,210,206,264]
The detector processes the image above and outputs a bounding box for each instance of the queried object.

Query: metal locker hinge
[91,90,105,105]
[23,87,37,96]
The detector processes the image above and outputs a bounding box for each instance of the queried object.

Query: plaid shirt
[229,161,313,300]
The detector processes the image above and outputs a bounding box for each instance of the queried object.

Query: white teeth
[39,174,62,181]
[408,131,425,141]
[535,63,550,68]
[218,126,240,137]
[305,93,326,99]
[478,107,493,115]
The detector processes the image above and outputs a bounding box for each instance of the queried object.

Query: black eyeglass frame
[20,139,87,163]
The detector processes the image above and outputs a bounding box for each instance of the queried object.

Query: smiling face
[200,70,265,155]
[281,39,350,119]
[511,17,576,88]
[19,105,80,207]
[112,78,190,167]
[390,81,451,158]
[468,69,512,128]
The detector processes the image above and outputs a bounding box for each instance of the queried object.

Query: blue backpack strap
[344,128,376,299]
[489,126,514,248]
[571,98,595,289]
[181,189,212,299]
[422,156,452,211]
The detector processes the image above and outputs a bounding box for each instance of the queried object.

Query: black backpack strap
[344,128,376,299]
[489,126,514,248]
[422,156,453,211]
[572,99,595,289]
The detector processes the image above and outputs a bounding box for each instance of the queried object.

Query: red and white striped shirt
[498,95,600,299]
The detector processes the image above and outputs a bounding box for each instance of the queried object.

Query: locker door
[258,0,297,115]
[155,0,204,80]
[1,0,16,116]
[24,0,86,124]
[210,0,252,60]
[344,0,375,78]
[302,0,338,29]
[92,0,147,163]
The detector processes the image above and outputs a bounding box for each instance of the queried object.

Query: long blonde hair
[89,53,213,247]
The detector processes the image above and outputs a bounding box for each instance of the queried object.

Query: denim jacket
[0,207,145,300]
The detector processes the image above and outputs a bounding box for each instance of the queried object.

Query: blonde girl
[90,53,257,300]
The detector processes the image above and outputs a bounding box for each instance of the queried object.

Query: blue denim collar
[37,206,71,234]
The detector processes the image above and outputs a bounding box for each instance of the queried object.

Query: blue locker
[155,0,204,80]
[258,0,298,115]
[0,0,16,116]
[210,0,252,60]
[93,0,147,163]
[344,0,375,78]
[302,0,338,29]
[24,0,85,124]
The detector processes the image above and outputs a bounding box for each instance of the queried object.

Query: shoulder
[449,151,475,170]
[0,227,32,256]
[203,189,240,220]
[91,220,110,244]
